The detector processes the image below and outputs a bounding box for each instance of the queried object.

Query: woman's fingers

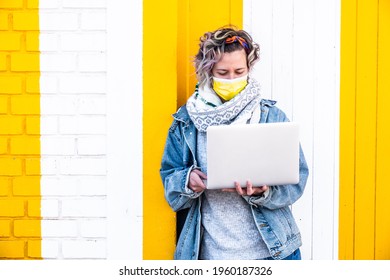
[192,169,207,179]
[246,180,254,195]
[189,169,207,192]
[233,181,268,196]
[234,181,244,195]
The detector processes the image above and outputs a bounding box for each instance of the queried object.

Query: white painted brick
[41,240,59,259]
[61,33,106,51]
[81,12,106,30]
[60,157,106,175]
[41,199,60,217]
[41,177,79,196]
[38,0,109,260]
[39,34,59,52]
[59,116,106,135]
[40,13,79,31]
[40,116,58,135]
[41,176,106,196]
[59,75,106,94]
[62,240,106,259]
[78,95,106,115]
[41,54,77,72]
[41,96,78,115]
[41,137,75,155]
[79,53,106,72]
[62,198,106,217]
[41,158,59,175]
[78,176,106,196]
[80,219,106,238]
[63,0,106,8]
[40,75,58,94]
[77,136,106,155]
[39,0,60,9]
[41,220,78,237]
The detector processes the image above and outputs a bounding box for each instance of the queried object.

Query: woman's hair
[194,26,260,88]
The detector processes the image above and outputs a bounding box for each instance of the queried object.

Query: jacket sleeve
[160,121,202,212]
[242,105,309,210]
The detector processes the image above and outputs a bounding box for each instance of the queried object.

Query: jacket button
[273,252,281,257]
[260,223,267,227]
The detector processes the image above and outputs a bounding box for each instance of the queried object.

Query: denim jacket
[160,99,309,260]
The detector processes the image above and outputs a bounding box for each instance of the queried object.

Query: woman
[160,27,309,260]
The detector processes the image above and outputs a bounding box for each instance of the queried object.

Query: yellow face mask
[212,75,248,101]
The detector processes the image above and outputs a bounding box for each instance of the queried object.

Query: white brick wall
[40,0,107,259]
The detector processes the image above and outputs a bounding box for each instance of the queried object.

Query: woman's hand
[222,180,268,196]
[188,169,207,193]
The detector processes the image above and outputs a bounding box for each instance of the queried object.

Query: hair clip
[225,36,249,50]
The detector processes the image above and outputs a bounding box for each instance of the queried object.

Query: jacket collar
[260,98,277,107]
[172,105,191,125]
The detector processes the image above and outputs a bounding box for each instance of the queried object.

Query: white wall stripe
[40,0,108,259]
[106,0,143,259]
[244,0,340,260]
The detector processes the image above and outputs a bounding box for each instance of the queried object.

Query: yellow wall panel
[143,0,178,260]
[339,0,357,260]
[340,0,390,260]
[375,0,390,260]
[0,1,41,259]
[354,0,378,260]
[144,0,242,259]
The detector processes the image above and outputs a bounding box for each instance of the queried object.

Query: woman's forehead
[214,49,248,68]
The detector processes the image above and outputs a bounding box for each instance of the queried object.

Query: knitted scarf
[186,77,262,132]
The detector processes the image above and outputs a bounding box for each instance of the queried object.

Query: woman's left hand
[222,180,268,196]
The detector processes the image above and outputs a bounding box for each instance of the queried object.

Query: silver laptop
[206,122,299,189]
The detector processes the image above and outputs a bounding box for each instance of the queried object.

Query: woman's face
[211,49,249,79]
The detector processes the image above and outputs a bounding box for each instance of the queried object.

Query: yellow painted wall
[177,0,243,107]
[143,0,242,259]
[340,0,390,260]
[0,1,41,259]
[143,0,178,260]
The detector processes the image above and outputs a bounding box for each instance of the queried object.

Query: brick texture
[0,2,41,260]
[0,0,108,260]
[39,1,107,259]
